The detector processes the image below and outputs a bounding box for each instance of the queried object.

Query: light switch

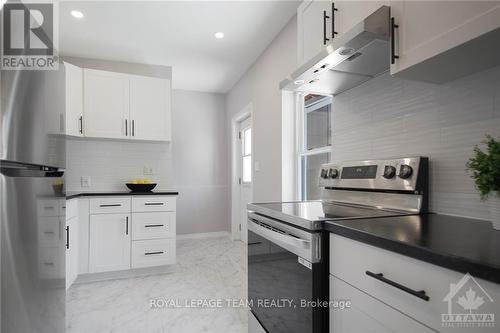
[254,161,260,172]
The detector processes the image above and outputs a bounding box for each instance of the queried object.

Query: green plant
[466,135,500,200]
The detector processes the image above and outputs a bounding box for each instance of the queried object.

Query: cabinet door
[83,69,130,139]
[330,275,434,333]
[66,216,79,289]
[336,1,388,35]
[391,1,500,76]
[89,213,131,273]
[129,75,171,141]
[298,0,332,64]
[64,62,83,137]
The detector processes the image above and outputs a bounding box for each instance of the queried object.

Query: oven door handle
[247,219,310,250]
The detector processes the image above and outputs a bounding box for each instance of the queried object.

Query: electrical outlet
[81,176,91,188]
[143,166,154,175]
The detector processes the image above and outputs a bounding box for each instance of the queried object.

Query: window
[298,94,332,200]
[241,126,252,183]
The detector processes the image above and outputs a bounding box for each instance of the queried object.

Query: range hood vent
[281,6,390,96]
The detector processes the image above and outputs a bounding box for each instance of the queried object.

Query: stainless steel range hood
[281,6,390,95]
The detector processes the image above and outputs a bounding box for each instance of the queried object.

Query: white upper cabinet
[297,1,388,65]
[390,1,500,81]
[82,68,172,141]
[129,75,171,141]
[298,0,332,64]
[84,69,130,139]
[64,62,84,137]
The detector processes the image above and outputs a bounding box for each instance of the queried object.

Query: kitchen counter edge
[66,191,179,200]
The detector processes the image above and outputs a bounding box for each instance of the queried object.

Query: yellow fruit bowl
[126,183,157,192]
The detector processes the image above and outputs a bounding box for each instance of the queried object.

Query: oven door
[247,213,327,333]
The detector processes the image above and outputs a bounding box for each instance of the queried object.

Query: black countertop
[66,191,179,200]
[324,213,500,284]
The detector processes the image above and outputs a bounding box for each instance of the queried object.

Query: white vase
[489,195,500,230]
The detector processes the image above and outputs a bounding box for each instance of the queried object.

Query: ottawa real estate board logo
[1,1,59,70]
[442,273,495,329]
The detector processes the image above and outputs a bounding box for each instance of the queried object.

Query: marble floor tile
[67,236,248,333]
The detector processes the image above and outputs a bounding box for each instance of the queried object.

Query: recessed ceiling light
[71,10,84,19]
[294,79,305,85]
[214,32,224,39]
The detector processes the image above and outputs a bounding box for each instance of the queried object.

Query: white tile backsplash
[66,138,173,192]
[332,66,500,220]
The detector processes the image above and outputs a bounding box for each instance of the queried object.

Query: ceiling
[59,1,300,93]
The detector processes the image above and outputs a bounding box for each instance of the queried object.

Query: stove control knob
[320,169,328,179]
[329,169,339,179]
[383,165,396,179]
[398,164,413,179]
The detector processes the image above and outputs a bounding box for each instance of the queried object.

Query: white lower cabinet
[82,195,177,275]
[89,213,131,273]
[66,216,79,289]
[330,275,433,333]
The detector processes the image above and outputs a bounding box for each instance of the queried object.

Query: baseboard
[177,231,231,240]
[74,265,177,284]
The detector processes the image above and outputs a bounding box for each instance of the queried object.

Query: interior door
[89,213,131,273]
[83,69,130,139]
[239,117,252,243]
[129,75,171,141]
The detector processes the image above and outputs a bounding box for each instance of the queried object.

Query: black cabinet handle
[125,119,128,136]
[323,10,330,45]
[126,216,129,235]
[145,202,164,206]
[145,251,164,256]
[79,116,83,134]
[390,17,399,64]
[145,224,164,228]
[99,204,121,207]
[132,120,135,137]
[66,226,69,249]
[366,271,429,301]
[331,2,338,39]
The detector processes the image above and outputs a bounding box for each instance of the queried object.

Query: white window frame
[296,93,333,200]
[240,123,252,185]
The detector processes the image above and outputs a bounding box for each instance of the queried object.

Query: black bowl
[126,183,157,192]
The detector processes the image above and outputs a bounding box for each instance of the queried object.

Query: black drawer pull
[44,231,55,234]
[366,271,429,301]
[145,224,164,228]
[144,202,164,206]
[145,251,164,256]
[100,204,121,207]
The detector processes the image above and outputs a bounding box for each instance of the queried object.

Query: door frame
[231,103,253,241]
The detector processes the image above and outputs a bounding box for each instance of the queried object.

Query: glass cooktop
[248,201,411,230]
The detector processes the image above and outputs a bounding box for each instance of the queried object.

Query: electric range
[247,157,428,333]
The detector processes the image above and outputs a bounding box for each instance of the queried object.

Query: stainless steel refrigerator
[1,65,66,332]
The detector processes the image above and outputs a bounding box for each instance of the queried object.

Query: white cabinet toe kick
[66,195,177,287]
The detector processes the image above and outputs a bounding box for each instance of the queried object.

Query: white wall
[331,65,500,220]
[171,90,228,234]
[225,16,297,203]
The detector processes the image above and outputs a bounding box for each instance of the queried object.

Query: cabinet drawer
[131,239,175,268]
[38,217,62,246]
[37,199,60,217]
[132,212,175,240]
[38,246,64,279]
[90,197,131,214]
[131,196,175,212]
[330,274,434,333]
[330,234,500,332]
[65,199,78,220]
